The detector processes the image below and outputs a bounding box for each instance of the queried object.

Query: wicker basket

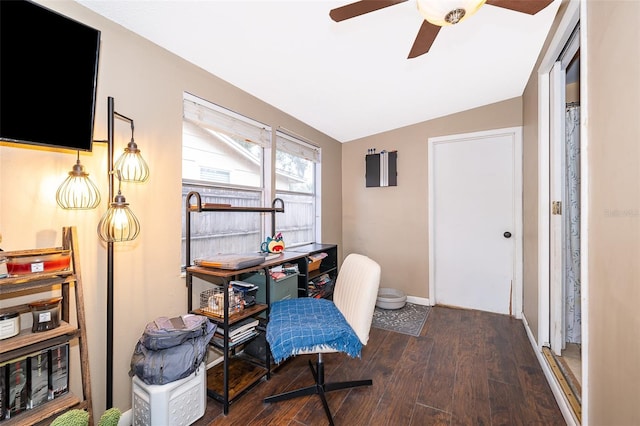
[308,258,322,271]
[308,252,327,272]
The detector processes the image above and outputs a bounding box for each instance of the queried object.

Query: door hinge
[552,201,562,215]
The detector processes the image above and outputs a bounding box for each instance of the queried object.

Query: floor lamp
[56,96,149,409]
[98,97,149,409]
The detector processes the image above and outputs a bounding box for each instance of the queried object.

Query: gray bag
[130,314,215,385]
[140,315,213,350]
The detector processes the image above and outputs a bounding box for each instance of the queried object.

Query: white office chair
[264,253,381,425]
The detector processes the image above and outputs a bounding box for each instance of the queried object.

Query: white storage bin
[132,363,206,426]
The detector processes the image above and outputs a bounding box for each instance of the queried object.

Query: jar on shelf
[28,297,62,332]
[0,311,20,339]
[0,257,8,278]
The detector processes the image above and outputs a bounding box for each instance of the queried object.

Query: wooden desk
[185,251,306,413]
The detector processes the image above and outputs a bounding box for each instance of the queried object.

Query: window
[181,94,321,268]
[274,131,320,247]
[182,93,269,266]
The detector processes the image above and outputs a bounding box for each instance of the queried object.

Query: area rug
[371,303,431,337]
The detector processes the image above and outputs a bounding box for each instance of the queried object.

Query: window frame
[274,129,322,247]
[181,93,321,268]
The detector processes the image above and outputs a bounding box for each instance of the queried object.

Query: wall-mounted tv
[0,0,101,151]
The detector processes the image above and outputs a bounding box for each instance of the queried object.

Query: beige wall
[342,98,522,300]
[0,0,342,415]
[521,71,540,340]
[586,1,640,423]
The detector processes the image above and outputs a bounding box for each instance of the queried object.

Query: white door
[549,27,581,356]
[550,59,567,354]
[429,127,522,316]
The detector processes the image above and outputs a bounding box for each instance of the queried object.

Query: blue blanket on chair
[266,298,362,364]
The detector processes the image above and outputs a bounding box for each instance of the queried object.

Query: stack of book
[212,317,260,348]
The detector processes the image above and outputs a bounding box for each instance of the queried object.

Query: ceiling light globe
[417,0,487,26]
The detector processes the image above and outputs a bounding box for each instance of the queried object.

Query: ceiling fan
[330,0,554,58]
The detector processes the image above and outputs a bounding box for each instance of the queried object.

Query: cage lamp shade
[97,191,141,242]
[114,140,150,183]
[56,157,101,209]
[417,0,487,26]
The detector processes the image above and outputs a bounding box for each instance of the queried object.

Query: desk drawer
[244,272,298,304]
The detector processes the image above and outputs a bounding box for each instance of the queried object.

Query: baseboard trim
[406,296,429,306]
[521,314,580,426]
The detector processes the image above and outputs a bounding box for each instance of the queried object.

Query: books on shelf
[213,316,260,347]
[215,317,259,338]
[228,329,257,342]
[212,317,260,347]
[213,331,258,348]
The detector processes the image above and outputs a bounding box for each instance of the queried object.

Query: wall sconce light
[56,151,101,209]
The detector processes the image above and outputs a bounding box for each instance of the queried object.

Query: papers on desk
[194,254,265,270]
[260,252,283,262]
[230,280,259,292]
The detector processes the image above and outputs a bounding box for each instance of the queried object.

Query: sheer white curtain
[564,103,581,344]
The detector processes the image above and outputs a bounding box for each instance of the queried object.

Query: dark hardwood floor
[194,306,565,425]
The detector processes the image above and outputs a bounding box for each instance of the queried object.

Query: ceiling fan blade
[330,0,407,22]
[485,0,554,15]
[408,20,441,59]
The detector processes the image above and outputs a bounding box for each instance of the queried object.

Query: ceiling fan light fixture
[417,0,487,26]
[445,8,466,24]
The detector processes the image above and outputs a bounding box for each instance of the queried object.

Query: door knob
[503,232,512,239]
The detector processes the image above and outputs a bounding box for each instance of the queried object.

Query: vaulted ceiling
[76,0,561,142]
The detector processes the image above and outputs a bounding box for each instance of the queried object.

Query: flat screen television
[0,0,101,151]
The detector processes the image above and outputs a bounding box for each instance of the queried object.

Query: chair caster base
[264,356,373,426]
